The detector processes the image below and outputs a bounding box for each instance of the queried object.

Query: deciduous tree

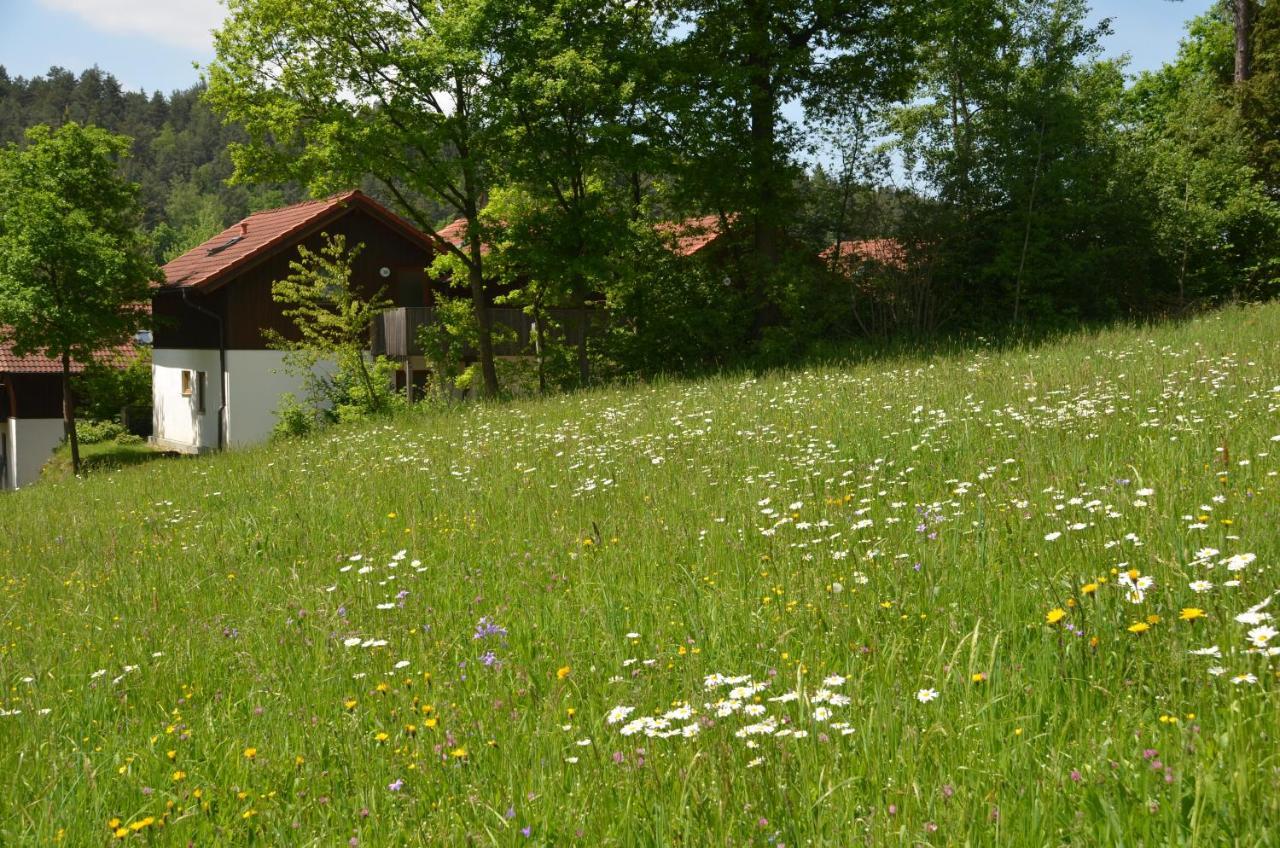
[0,122,156,475]
[207,0,504,395]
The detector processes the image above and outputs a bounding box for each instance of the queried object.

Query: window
[181,370,207,413]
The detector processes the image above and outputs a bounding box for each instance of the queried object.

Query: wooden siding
[373,307,604,358]
[153,207,436,351]
[0,373,65,419]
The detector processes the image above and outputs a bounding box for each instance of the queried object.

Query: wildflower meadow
[2,305,1279,845]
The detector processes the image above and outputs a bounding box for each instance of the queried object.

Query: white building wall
[153,348,338,452]
[224,350,335,447]
[5,417,64,489]
[152,348,223,453]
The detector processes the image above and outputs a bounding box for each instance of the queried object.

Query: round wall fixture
[379,266,392,278]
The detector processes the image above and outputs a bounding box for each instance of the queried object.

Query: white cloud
[39,0,226,52]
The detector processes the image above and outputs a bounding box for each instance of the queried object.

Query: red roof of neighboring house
[657,213,739,256]
[821,238,908,270]
[433,212,740,259]
[159,190,436,292]
[433,217,492,256]
[0,340,137,374]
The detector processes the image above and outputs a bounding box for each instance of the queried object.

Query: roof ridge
[158,190,432,292]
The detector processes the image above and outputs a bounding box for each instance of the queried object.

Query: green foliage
[0,66,310,261]
[1242,0,1280,196]
[71,419,128,445]
[271,392,316,441]
[0,123,157,362]
[207,0,505,394]
[601,228,754,376]
[414,296,517,397]
[76,348,152,423]
[266,233,397,426]
[0,122,159,473]
[1129,9,1280,305]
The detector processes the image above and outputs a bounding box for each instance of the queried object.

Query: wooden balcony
[371,306,603,359]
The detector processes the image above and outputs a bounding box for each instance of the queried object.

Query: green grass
[2,304,1278,846]
[40,439,169,482]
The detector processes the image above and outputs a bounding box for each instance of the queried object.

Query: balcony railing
[371,306,603,359]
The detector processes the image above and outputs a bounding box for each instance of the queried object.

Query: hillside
[1,304,1278,844]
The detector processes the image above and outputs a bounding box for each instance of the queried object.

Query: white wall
[224,350,335,447]
[152,348,223,453]
[4,417,64,489]
[153,348,337,452]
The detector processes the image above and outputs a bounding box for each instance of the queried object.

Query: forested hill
[0,65,306,261]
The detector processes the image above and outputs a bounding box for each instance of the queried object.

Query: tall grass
[1,304,1278,845]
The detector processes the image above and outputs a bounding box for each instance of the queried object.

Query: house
[152,191,437,453]
[0,343,131,490]
[820,239,909,272]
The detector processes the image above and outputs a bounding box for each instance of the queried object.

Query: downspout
[181,289,227,451]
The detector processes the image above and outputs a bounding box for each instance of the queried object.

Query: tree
[1129,10,1280,304]
[665,0,915,283]
[481,0,659,386]
[207,0,504,396]
[266,233,396,422]
[893,0,1155,328]
[0,123,157,475]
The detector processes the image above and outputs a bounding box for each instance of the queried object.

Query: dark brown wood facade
[0,373,64,419]
[153,207,435,350]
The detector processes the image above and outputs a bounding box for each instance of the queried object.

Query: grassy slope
[1,305,1278,846]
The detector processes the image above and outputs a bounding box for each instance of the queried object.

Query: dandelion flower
[1180,608,1206,621]
[1045,608,1067,625]
[1127,622,1150,634]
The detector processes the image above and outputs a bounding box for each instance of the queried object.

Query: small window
[181,370,206,412]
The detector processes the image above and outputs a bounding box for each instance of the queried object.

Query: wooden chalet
[152,190,437,453]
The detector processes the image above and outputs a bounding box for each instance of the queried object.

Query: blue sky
[0,0,1217,95]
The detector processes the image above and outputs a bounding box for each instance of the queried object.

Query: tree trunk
[61,350,80,476]
[533,301,547,396]
[1012,113,1047,327]
[468,233,500,397]
[354,348,380,412]
[575,298,590,387]
[1235,0,1253,83]
[744,3,784,336]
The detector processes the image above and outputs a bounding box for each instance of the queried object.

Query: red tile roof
[657,213,739,256]
[159,190,436,292]
[0,339,137,374]
[433,213,739,259]
[821,238,908,270]
[433,217,492,255]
